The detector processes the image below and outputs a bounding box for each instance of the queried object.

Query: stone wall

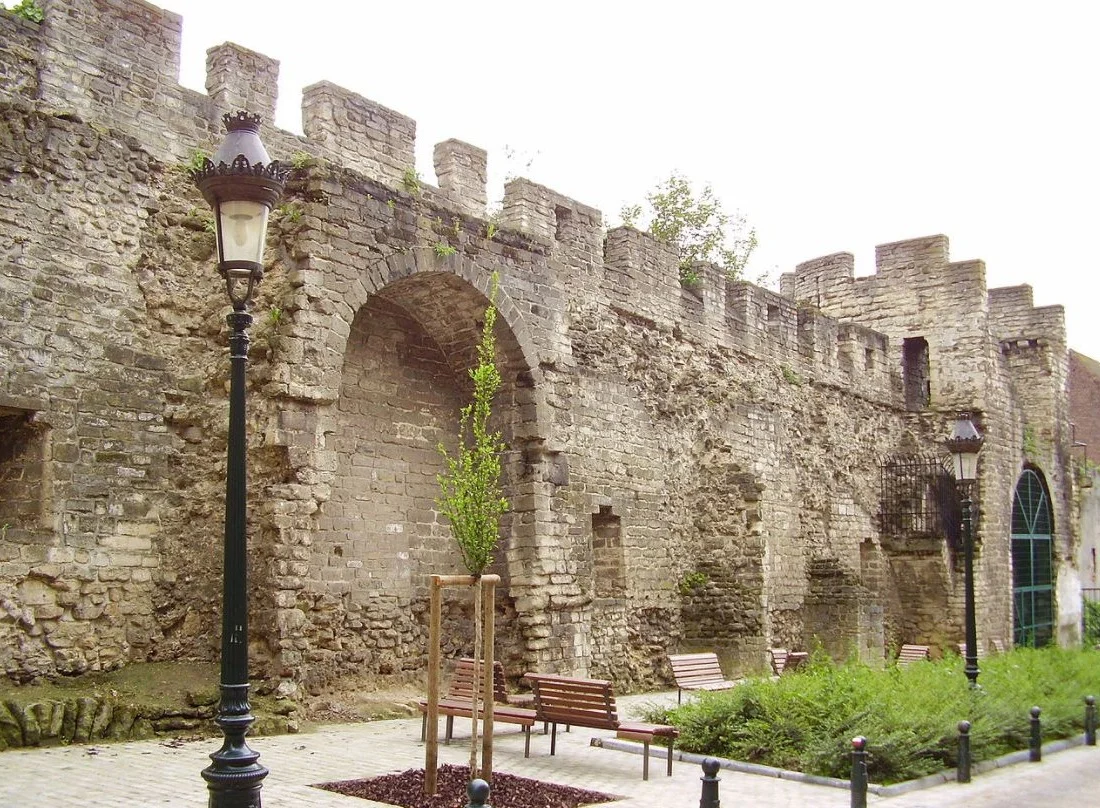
[0,0,1083,690]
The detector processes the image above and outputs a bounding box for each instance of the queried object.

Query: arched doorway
[1011,468,1054,647]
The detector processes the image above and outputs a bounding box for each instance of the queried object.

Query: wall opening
[0,407,46,543]
[554,205,573,242]
[879,454,959,542]
[902,337,931,410]
[591,505,625,598]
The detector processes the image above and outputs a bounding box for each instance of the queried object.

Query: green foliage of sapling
[437,275,508,575]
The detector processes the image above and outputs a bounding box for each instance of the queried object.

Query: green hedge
[646,647,1099,784]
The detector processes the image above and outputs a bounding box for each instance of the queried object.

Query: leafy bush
[620,173,757,283]
[649,648,1100,784]
[1084,599,1100,647]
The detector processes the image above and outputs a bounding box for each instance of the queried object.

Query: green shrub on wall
[3,1,44,24]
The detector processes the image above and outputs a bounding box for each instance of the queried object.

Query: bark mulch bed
[317,764,621,808]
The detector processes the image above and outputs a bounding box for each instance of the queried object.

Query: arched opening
[305,271,535,685]
[1011,467,1055,647]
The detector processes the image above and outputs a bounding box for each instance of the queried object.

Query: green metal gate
[1011,468,1054,647]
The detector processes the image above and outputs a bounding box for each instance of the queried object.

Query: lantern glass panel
[217,200,268,264]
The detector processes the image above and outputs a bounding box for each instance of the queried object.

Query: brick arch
[290,249,553,686]
[336,249,548,431]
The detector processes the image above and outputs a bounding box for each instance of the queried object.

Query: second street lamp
[193,111,287,808]
[945,413,984,688]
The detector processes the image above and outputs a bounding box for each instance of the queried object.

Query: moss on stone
[0,661,300,751]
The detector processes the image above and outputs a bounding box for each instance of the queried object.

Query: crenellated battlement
[988,285,1067,347]
[301,80,416,189]
[779,252,854,305]
[0,0,1068,414]
[205,43,279,130]
[501,178,603,248]
[782,235,978,316]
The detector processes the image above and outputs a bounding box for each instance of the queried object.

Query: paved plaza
[0,692,1095,807]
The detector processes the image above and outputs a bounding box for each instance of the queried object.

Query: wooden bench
[770,648,809,675]
[526,673,679,780]
[668,653,738,703]
[897,644,931,666]
[956,642,983,658]
[419,658,536,756]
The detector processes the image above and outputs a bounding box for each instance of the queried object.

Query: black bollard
[1029,706,1042,762]
[957,720,971,784]
[1086,696,1097,747]
[467,779,490,808]
[850,736,868,808]
[699,757,721,808]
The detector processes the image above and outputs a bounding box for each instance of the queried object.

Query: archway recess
[304,270,542,684]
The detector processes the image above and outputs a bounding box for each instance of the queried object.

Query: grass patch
[643,647,1100,784]
[0,660,219,705]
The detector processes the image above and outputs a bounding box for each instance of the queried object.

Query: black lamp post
[945,413,984,687]
[193,111,287,808]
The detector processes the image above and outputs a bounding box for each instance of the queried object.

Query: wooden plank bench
[897,644,931,666]
[526,673,679,780]
[419,658,536,756]
[957,641,985,658]
[668,652,738,703]
[770,648,808,675]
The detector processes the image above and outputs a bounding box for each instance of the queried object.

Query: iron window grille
[879,454,963,547]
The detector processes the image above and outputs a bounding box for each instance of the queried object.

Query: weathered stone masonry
[0,0,1082,690]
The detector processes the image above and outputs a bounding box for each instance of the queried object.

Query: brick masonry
[0,0,1087,689]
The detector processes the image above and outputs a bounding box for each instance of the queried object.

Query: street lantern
[193,111,287,808]
[945,412,984,687]
[194,111,287,309]
[946,414,984,482]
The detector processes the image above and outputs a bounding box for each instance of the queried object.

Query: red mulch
[317,764,621,808]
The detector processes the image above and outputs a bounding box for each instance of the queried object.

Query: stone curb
[597,732,1090,796]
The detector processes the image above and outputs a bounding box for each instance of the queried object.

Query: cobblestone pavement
[0,692,1095,807]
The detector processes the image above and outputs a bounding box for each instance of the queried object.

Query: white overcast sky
[161,0,1100,358]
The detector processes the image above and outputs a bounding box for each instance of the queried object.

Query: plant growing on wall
[1022,425,1038,457]
[435,273,508,779]
[2,1,44,23]
[621,172,758,284]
